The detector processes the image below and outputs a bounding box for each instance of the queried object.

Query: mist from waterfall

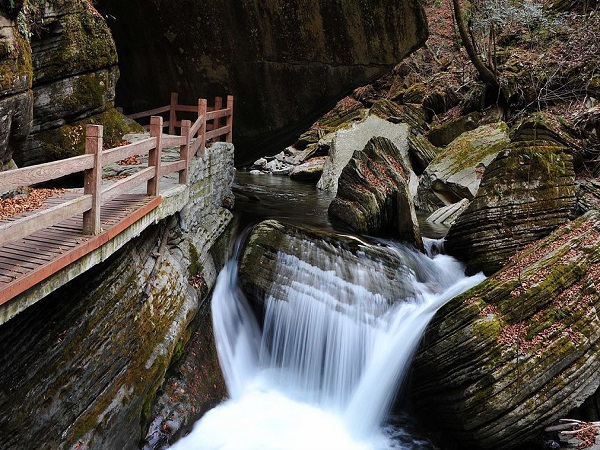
[170,237,485,450]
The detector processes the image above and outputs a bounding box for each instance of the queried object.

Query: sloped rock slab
[412,210,600,450]
[416,124,510,213]
[316,115,412,194]
[328,136,423,249]
[445,142,577,275]
[426,198,470,227]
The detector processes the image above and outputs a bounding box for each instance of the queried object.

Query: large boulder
[238,219,426,315]
[99,0,429,164]
[415,124,510,213]
[328,136,423,249]
[445,142,577,275]
[412,210,600,450]
[317,114,414,194]
[0,10,33,170]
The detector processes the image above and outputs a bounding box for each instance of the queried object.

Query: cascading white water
[170,237,485,450]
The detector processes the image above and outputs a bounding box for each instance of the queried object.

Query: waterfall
[170,235,485,450]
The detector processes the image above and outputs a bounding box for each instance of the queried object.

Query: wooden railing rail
[0,93,234,248]
[126,93,234,144]
[0,115,192,246]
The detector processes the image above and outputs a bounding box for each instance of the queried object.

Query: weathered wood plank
[1,245,56,262]
[179,119,191,185]
[83,124,103,235]
[102,167,155,203]
[0,195,92,247]
[162,135,187,147]
[206,107,232,121]
[159,160,187,178]
[0,155,94,192]
[0,254,37,271]
[189,115,205,137]
[205,125,232,141]
[0,196,161,305]
[102,137,157,166]
[147,117,163,196]
[226,95,234,143]
[174,105,199,113]
[127,105,170,120]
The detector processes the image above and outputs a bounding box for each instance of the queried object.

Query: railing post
[213,96,223,136]
[180,119,191,185]
[197,98,207,156]
[148,116,163,196]
[226,95,234,143]
[169,92,178,135]
[83,124,103,235]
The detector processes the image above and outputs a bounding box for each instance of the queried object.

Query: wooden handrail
[0,155,94,192]
[125,92,234,143]
[0,106,208,244]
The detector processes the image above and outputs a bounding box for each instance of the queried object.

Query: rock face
[20,0,122,166]
[415,124,510,213]
[445,142,577,275]
[411,210,600,450]
[0,9,33,170]
[317,114,413,193]
[99,0,428,164]
[329,136,422,249]
[0,142,234,449]
[238,219,424,315]
[290,156,327,182]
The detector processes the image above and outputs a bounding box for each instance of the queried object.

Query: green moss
[61,72,107,112]
[0,20,32,94]
[38,107,143,160]
[189,243,202,277]
[33,4,117,82]
[430,124,510,171]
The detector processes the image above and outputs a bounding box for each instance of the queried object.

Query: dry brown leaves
[189,274,205,291]
[117,155,143,166]
[0,188,66,220]
[575,423,598,449]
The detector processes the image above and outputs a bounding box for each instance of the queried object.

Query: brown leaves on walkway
[0,188,66,220]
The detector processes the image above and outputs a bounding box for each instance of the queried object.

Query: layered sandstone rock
[0,8,32,170]
[415,124,510,213]
[328,136,422,249]
[412,210,600,450]
[445,141,577,275]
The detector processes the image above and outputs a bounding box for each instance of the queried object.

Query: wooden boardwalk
[0,93,234,319]
[0,192,161,305]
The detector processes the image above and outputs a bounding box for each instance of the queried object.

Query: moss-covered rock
[0,223,197,450]
[445,141,577,275]
[238,219,423,315]
[412,210,600,450]
[100,0,428,164]
[30,1,117,83]
[427,112,481,147]
[0,13,33,167]
[23,107,142,165]
[316,115,413,194]
[17,0,120,166]
[415,124,511,212]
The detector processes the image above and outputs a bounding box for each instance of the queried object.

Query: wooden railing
[0,95,234,247]
[126,92,234,141]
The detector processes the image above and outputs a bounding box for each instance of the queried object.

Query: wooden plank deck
[0,191,162,306]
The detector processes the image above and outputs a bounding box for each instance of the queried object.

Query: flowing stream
[170,206,485,450]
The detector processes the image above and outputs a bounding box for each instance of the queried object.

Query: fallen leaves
[0,188,66,220]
